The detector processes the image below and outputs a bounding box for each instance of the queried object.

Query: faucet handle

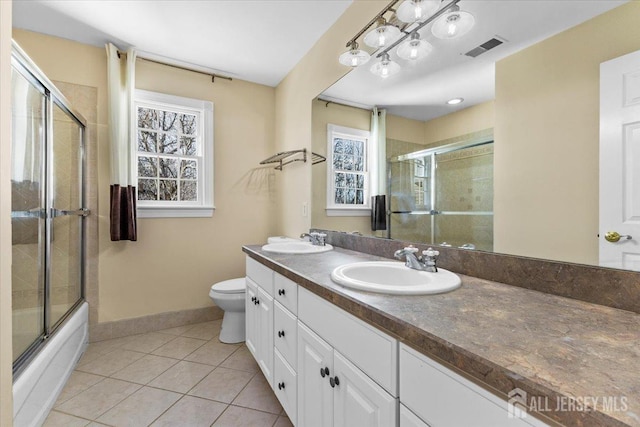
[404,246,419,253]
[422,248,439,257]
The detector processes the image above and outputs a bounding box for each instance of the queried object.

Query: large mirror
[312,0,640,271]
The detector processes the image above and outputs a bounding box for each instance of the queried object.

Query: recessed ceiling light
[447,98,464,105]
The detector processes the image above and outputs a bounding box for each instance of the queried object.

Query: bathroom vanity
[243,244,639,427]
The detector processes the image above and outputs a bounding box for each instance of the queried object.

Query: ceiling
[12,0,353,87]
[321,0,628,121]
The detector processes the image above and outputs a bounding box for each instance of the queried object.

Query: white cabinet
[297,322,396,427]
[274,348,298,424]
[400,344,548,427]
[245,258,274,387]
[400,404,430,427]
[297,322,334,427]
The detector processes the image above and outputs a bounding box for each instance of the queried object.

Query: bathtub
[13,302,88,427]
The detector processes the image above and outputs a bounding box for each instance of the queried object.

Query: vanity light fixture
[339,0,475,78]
[338,42,371,67]
[446,97,464,105]
[396,32,433,61]
[431,5,475,39]
[364,18,401,49]
[370,52,401,78]
[396,0,440,23]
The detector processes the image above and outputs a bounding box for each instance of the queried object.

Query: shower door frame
[11,42,88,378]
[387,134,494,245]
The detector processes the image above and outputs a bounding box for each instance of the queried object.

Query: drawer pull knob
[278,289,285,296]
[254,299,260,305]
[278,330,285,338]
[329,376,340,388]
[250,296,256,302]
[278,382,285,390]
[320,367,330,378]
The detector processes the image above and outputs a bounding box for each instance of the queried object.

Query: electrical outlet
[302,202,308,217]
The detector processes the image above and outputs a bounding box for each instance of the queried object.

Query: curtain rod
[319,98,373,112]
[117,50,232,83]
[320,98,383,115]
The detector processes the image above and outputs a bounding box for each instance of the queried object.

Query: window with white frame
[134,90,214,218]
[326,124,371,216]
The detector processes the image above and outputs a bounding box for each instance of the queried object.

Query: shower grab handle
[51,208,91,218]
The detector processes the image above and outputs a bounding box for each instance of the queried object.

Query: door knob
[604,231,633,243]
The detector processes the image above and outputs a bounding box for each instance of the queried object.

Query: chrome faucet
[394,246,439,272]
[300,232,327,246]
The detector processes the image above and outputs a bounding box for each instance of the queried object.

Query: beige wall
[0,1,13,423]
[275,0,387,238]
[423,101,494,146]
[13,30,277,322]
[494,1,640,264]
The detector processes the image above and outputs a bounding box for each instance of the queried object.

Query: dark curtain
[110,184,137,241]
[371,195,387,231]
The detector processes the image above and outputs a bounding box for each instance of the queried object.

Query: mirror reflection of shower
[388,137,494,251]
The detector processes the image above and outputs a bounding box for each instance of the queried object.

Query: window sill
[326,208,371,217]
[138,206,215,218]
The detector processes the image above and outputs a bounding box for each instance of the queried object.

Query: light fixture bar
[376,0,460,58]
[345,0,403,48]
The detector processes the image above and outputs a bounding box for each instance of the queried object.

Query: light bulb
[370,53,401,78]
[397,0,439,24]
[338,43,370,67]
[364,20,401,48]
[396,33,433,61]
[431,6,475,39]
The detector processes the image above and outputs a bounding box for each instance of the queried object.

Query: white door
[245,278,259,357]
[257,286,274,387]
[333,352,396,427]
[297,322,334,427]
[600,49,640,271]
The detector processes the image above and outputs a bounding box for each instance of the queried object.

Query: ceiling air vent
[465,37,506,58]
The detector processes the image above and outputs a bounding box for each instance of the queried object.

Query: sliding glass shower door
[388,140,494,251]
[11,47,87,374]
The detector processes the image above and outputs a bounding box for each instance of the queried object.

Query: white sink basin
[331,261,461,295]
[262,241,333,254]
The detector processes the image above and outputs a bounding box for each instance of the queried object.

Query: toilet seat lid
[211,278,246,294]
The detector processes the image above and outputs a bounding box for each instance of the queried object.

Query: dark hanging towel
[110,184,137,241]
[371,195,387,231]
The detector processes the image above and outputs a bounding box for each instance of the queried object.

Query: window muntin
[326,125,371,214]
[134,90,214,217]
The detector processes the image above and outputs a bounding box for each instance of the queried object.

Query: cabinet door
[274,301,297,369]
[298,322,334,427]
[245,278,259,357]
[400,404,430,427]
[333,352,397,427]
[257,286,274,387]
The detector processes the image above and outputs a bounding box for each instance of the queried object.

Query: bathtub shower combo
[11,42,89,426]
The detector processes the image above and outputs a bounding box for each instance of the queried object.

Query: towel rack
[260,149,326,170]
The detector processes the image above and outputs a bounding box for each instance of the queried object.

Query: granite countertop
[243,245,640,427]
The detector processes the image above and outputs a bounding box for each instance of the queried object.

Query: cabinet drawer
[274,349,297,426]
[298,287,397,396]
[400,344,548,427]
[246,257,273,296]
[274,273,298,315]
[400,404,430,427]
[274,301,297,370]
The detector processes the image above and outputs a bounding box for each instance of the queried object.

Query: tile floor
[44,320,292,427]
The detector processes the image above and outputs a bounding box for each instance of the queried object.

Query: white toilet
[209,278,246,343]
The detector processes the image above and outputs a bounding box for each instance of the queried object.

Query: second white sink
[331,261,461,295]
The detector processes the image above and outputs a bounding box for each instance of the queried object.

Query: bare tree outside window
[136,105,199,202]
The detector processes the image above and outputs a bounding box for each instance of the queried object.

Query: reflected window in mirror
[326,124,371,216]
